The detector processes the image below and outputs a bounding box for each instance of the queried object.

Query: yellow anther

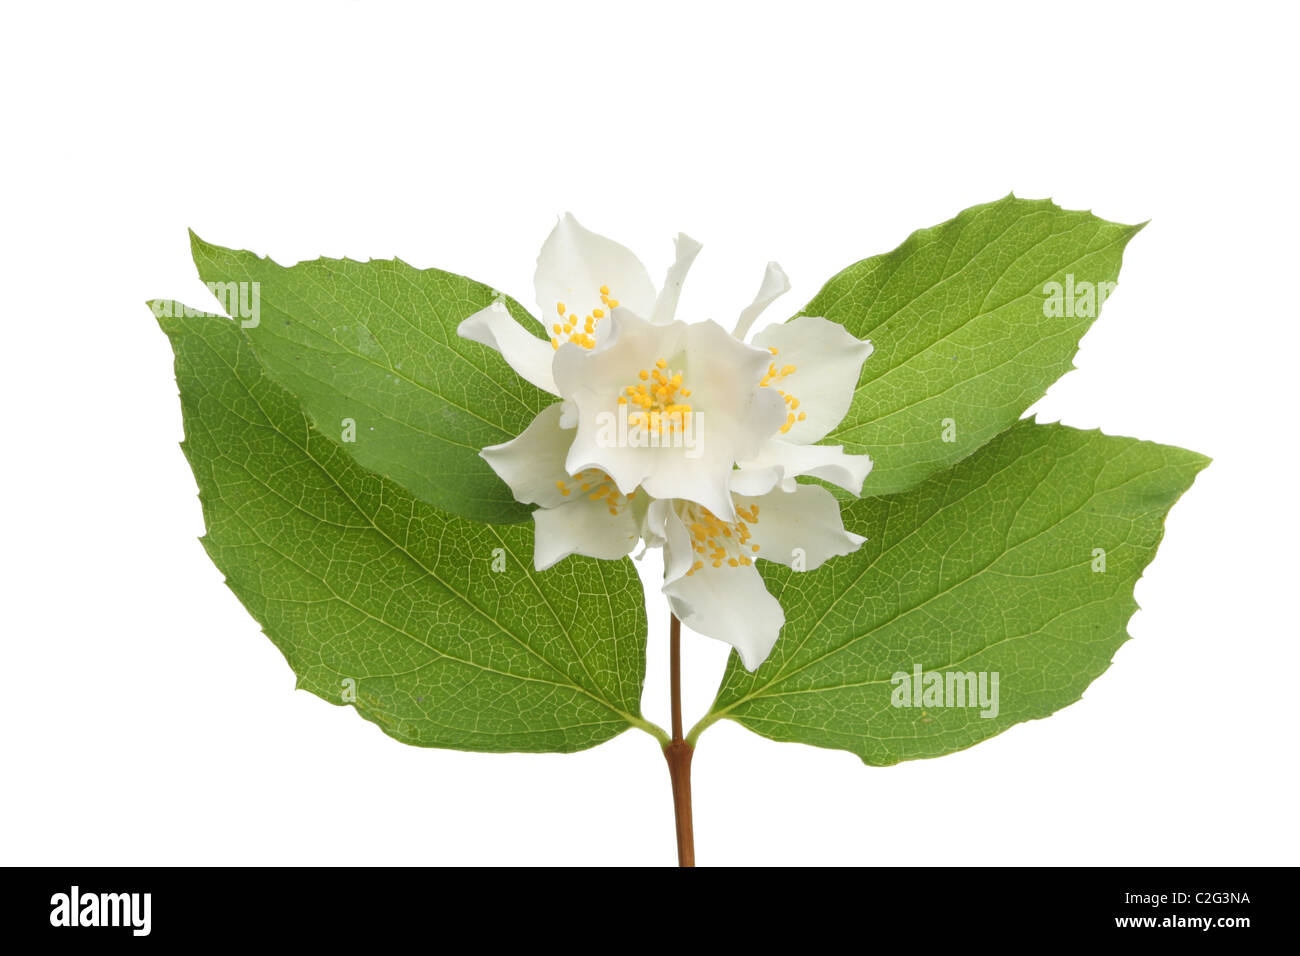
[600,285,610,295]
[592,308,604,318]
[557,302,566,315]
[678,502,761,571]
[761,359,803,425]
[564,468,632,516]
[619,359,694,438]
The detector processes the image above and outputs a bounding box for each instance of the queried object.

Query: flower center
[555,468,635,516]
[683,502,760,575]
[618,358,694,435]
[550,284,620,350]
[761,347,808,434]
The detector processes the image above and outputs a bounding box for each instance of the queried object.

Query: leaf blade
[189,233,551,524]
[807,195,1144,496]
[156,301,653,753]
[701,420,1208,765]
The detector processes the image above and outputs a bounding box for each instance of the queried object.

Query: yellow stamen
[551,285,617,351]
[679,502,762,572]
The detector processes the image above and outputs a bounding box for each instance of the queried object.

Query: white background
[2,1,1297,867]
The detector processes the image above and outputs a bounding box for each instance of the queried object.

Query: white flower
[458,215,874,669]
[644,484,865,669]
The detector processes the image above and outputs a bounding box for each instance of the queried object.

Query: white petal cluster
[459,215,873,669]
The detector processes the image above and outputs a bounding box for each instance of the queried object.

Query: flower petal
[644,498,693,580]
[534,214,656,331]
[752,315,873,443]
[656,501,785,670]
[733,261,791,341]
[650,233,703,325]
[480,403,572,508]
[557,397,579,429]
[680,319,787,457]
[638,424,747,521]
[665,563,785,671]
[457,300,559,395]
[743,482,866,571]
[728,463,784,498]
[532,494,641,571]
[739,438,874,496]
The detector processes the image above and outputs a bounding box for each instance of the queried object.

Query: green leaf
[154,301,660,753]
[189,232,552,524]
[806,195,1144,496]
[695,420,1207,765]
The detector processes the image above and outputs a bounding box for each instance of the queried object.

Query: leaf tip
[147,298,174,334]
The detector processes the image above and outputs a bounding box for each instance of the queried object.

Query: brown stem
[664,613,695,867]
